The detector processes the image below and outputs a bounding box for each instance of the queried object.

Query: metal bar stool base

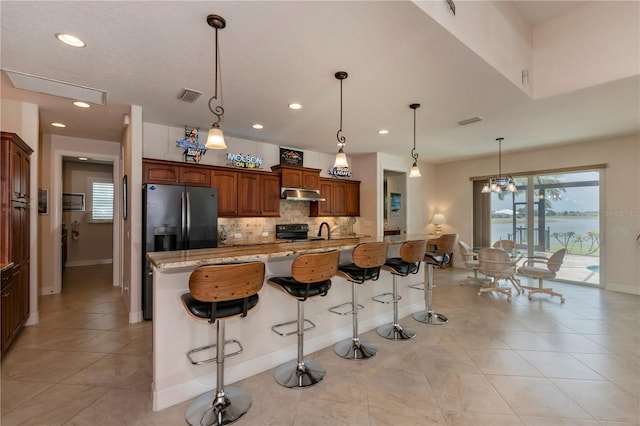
[333,338,377,360]
[185,387,251,426]
[274,359,326,388]
[412,310,448,325]
[376,323,415,340]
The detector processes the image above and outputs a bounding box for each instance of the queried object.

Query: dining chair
[458,241,487,284]
[518,248,567,303]
[477,247,515,301]
[493,239,516,251]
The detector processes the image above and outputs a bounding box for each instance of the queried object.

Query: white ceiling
[1,1,638,163]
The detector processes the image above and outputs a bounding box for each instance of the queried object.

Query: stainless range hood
[280,187,326,202]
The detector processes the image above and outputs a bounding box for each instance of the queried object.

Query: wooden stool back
[189,262,265,303]
[291,250,340,284]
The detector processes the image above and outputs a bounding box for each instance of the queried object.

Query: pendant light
[409,103,422,178]
[333,71,349,168]
[205,14,227,149]
[481,137,517,193]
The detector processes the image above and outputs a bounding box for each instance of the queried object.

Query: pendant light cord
[208,25,224,126]
[336,77,346,146]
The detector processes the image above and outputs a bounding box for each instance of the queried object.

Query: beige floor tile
[0,383,110,426]
[442,411,525,426]
[62,353,151,389]
[8,327,104,351]
[519,416,600,425]
[64,388,152,425]
[487,375,593,419]
[449,328,510,349]
[515,350,605,380]
[500,331,562,351]
[1,348,106,383]
[465,348,542,376]
[132,399,192,426]
[569,353,640,382]
[550,378,640,423]
[293,399,370,426]
[366,367,440,411]
[414,341,482,380]
[0,380,55,413]
[369,405,447,425]
[429,372,515,415]
[537,332,612,354]
[68,330,149,354]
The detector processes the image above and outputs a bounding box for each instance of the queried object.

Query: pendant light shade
[333,71,349,168]
[205,14,227,150]
[409,103,421,178]
[481,137,517,193]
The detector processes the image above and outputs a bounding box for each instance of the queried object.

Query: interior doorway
[383,170,406,236]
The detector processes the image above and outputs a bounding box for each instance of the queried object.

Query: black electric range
[275,223,324,242]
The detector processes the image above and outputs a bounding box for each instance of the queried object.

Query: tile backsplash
[218,200,357,240]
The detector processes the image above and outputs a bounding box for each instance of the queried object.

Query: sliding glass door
[489,170,601,285]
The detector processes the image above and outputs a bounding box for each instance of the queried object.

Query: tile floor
[1,264,639,425]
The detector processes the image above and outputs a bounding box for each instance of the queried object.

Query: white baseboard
[25,311,39,326]
[41,285,56,295]
[129,310,144,324]
[153,302,423,411]
[65,259,113,267]
[605,282,640,295]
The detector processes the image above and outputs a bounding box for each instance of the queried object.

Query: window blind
[92,181,114,221]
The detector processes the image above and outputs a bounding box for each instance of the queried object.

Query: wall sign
[328,166,352,178]
[176,127,207,163]
[226,153,263,169]
[280,147,303,166]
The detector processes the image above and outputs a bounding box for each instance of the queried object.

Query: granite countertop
[1,262,15,273]
[147,234,431,270]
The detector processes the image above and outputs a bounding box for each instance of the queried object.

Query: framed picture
[38,189,48,215]
[62,193,85,211]
[280,147,303,166]
[122,175,128,220]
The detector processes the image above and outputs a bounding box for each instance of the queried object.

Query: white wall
[1,98,40,325]
[533,1,640,99]
[432,133,640,294]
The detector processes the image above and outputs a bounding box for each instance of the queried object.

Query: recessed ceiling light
[51,122,66,128]
[73,101,90,108]
[288,103,302,110]
[252,123,264,130]
[55,33,85,48]
[378,129,389,135]
[78,157,88,161]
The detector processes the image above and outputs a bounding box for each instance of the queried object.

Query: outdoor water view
[491,171,600,285]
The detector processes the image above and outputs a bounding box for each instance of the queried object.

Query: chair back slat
[189,262,265,303]
[436,234,459,254]
[400,240,427,264]
[352,242,389,269]
[493,240,516,251]
[291,250,340,283]
[547,249,566,272]
[478,247,513,275]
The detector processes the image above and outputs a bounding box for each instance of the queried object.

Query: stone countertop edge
[147,234,431,270]
[0,262,15,273]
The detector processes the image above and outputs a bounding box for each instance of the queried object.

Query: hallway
[1,265,639,425]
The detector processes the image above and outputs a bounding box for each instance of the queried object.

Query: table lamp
[432,213,446,235]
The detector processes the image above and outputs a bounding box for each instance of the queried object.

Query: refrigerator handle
[181,192,186,242]
[186,191,191,243]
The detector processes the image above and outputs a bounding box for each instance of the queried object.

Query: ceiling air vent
[177,88,202,103]
[457,116,484,126]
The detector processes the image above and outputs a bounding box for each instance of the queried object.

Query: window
[91,180,114,222]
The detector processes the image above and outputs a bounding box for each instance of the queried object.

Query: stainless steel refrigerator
[142,184,218,320]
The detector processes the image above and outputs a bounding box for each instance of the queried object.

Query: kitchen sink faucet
[318,222,331,240]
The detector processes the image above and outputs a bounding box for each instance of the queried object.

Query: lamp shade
[206,126,226,149]
[432,213,446,225]
[409,162,421,178]
[334,150,349,168]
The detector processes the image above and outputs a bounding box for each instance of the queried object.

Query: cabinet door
[260,174,281,217]
[18,263,29,323]
[1,279,15,352]
[11,204,24,264]
[211,170,238,216]
[143,162,180,185]
[280,169,303,189]
[11,147,27,201]
[237,173,261,216]
[311,180,334,216]
[180,166,210,187]
[345,181,360,216]
[302,171,319,190]
[332,181,347,216]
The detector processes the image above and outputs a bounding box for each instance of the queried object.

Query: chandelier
[333,71,349,168]
[408,103,421,178]
[481,137,517,193]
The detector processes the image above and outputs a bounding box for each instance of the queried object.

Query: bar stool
[181,262,265,426]
[412,251,449,325]
[373,239,426,340]
[267,250,340,388]
[330,241,389,360]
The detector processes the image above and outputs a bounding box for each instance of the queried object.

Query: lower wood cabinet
[310,178,360,217]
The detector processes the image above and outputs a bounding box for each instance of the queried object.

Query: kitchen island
[148,234,431,411]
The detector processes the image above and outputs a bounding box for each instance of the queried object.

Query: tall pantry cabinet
[1,132,33,355]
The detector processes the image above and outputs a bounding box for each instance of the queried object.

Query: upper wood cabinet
[211,166,279,217]
[309,178,360,217]
[210,169,238,216]
[143,159,210,187]
[271,165,321,190]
